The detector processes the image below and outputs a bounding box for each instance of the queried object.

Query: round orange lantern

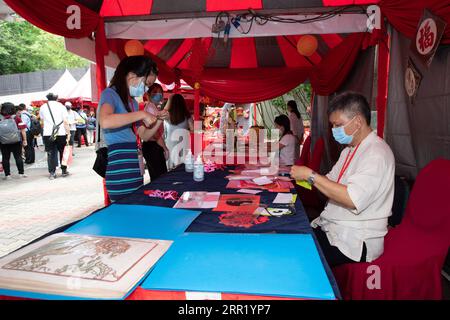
[124,40,145,57]
[297,35,318,57]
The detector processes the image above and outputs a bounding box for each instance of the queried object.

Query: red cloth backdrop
[4,0,100,38]
[182,67,309,104]
[380,0,450,44]
[310,33,368,96]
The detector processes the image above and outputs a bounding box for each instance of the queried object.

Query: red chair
[333,158,450,299]
[308,137,325,172]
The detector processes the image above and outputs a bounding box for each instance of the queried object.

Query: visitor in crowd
[87,109,96,145]
[140,79,170,181]
[164,94,194,170]
[0,102,27,179]
[290,91,395,267]
[274,114,298,166]
[75,107,89,147]
[18,103,36,164]
[65,102,78,156]
[98,55,157,201]
[39,93,71,179]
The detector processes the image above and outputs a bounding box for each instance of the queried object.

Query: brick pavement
[0,145,105,258]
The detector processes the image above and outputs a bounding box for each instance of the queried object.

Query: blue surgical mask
[129,80,145,97]
[332,117,358,145]
[151,93,163,103]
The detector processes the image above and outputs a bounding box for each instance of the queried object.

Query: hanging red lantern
[124,40,145,57]
[297,35,318,57]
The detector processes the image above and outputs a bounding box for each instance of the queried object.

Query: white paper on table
[252,176,274,186]
[175,192,220,209]
[273,193,295,204]
[226,175,254,181]
[237,189,262,195]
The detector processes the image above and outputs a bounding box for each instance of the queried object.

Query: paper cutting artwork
[219,211,269,228]
[0,233,172,299]
[213,195,260,213]
[3,236,152,282]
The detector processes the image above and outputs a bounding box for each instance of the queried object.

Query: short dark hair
[328,91,371,125]
[1,102,16,116]
[18,103,26,110]
[147,83,163,94]
[46,93,58,101]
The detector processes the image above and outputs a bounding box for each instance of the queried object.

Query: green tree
[0,20,88,75]
[270,83,312,120]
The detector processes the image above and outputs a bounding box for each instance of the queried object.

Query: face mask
[129,80,145,97]
[332,116,358,145]
[151,93,163,103]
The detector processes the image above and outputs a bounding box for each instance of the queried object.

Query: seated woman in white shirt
[274,115,298,166]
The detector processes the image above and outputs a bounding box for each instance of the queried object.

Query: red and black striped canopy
[75,0,377,19]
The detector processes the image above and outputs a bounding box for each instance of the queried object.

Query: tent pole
[95,19,110,206]
[376,29,391,139]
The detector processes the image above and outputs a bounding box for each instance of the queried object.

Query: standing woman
[274,114,298,166]
[287,100,304,156]
[140,81,169,181]
[99,56,157,202]
[164,94,194,169]
[87,109,96,145]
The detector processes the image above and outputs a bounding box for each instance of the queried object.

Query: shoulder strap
[46,102,56,125]
[46,102,63,127]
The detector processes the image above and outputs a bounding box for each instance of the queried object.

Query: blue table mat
[66,204,201,241]
[141,233,336,300]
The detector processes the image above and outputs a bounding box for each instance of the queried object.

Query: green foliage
[0,20,88,75]
[269,83,312,120]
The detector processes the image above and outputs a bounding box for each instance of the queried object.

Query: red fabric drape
[380,0,450,44]
[4,0,100,38]
[182,68,309,104]
[310,33,368,95]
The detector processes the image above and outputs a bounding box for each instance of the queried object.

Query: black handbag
[92,124,108,178]
[93,146,108,178]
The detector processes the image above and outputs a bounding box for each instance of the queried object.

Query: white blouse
[311,132,395,262]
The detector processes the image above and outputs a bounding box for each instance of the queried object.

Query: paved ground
[0,144,105,258]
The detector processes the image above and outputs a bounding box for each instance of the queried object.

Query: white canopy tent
[65,69,91,100]
[0,69,77,106]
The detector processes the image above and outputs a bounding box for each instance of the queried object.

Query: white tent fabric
[0,69,77,106]
[66,69,91,99]
[105,13,369,40]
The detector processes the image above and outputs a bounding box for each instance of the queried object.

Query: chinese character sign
[411,9,447,68]
[416,19,436,55]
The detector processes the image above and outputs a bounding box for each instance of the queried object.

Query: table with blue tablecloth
[112,165,341,299]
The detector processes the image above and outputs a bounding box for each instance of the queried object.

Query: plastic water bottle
[193,155,204,182]
[185,150,194,173]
